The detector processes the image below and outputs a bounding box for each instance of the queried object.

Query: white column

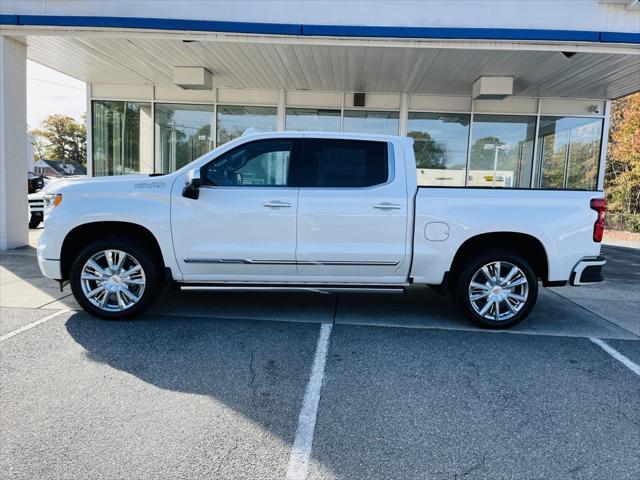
[399,93,409,136]
[597,100,612,192]
[85,83,93,176]
[0,36,28,249]
[277,89,286,131]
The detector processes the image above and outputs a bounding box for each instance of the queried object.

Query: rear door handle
[263,201,292,208]
[373,203,402,210]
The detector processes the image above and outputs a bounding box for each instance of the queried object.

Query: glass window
[536,116,603,190]
[203,139,292,187]
[92,100,152,176]
[216,105,277,145]
[155,103,214,173]
[468,115,536,188]
[285,108,341,132]
[407,112,470,187]
[342,110,399,135]
[301,139,388,188]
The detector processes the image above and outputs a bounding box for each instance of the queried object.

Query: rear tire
[453,249,538,329]
[70,236,164,320]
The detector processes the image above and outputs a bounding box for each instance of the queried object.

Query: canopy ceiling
[16,34,640,99]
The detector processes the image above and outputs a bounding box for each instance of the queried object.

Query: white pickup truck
[37,132,606,328]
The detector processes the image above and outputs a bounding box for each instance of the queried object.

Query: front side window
[408,112,470,187]
[203,139,293,187]
[92,100,152,176]
[301,139,388,188]
[468,115,536,188]
[536,116,602,190]
[155,103,214,173]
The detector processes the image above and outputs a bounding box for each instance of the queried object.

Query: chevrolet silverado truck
[37,132,606,328]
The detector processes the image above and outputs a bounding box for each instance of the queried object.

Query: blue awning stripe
[0,14,638,45]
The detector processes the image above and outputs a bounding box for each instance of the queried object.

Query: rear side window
[300,139,388,188]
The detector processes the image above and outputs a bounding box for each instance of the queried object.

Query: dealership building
[1,0,639,249]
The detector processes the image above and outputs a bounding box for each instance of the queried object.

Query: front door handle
[264,201,292,208]
[373,202,402,210]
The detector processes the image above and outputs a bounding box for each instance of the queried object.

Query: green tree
[606,93,640,213]
[30,114,87,165]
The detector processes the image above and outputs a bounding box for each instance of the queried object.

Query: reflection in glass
[537,117,602,190]
[155,103,214,173]
[285,108,341,132]
[92,100,152,176]
[343,110,399,135]
[216,105,277,145]
[407,112,470,186]
[468,115,536,188]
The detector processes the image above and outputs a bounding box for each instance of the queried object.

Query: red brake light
[590,198,606,242]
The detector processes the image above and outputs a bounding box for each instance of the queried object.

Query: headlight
[43,193,63,212]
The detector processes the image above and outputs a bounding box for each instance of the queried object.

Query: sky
[27,60,86,129]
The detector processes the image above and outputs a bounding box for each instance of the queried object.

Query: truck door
[171,138,301,281]
[295,138,409,281]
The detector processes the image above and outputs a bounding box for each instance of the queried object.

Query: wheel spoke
[479,300,493,316]
[81,273,103,281]
[122,265,142,278]
[116,289,127,310]
[115,251,127,272]
[87,259,107,277]
[120,287,139,303]
[470,292,490,301]
[507,277,527,288]
[480,266,493,283]
[505,299,518,313]
[122,278,145,285]
[99,289,110,308]
[493,262,501,282]
[506,292,527,303]
[503,267,519,284]
[470,281,490,291]
[493,300,500,321]
[87,285,106,298]
[105,250,116,271]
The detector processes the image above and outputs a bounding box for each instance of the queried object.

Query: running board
[179,284,406,294]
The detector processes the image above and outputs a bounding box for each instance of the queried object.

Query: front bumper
[37,229,62,279]
[570,256,606,286]
[37,256,62,279]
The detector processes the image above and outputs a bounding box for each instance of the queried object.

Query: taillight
[590,198,606,242]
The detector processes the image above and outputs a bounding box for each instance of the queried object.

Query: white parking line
[286,322,333,480]
[590,337,640,377]
[0,309,70,342]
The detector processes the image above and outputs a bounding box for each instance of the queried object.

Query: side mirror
[182,168,203,199]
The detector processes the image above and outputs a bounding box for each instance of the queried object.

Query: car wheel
[454,249,538,329]
[70,237,164,320]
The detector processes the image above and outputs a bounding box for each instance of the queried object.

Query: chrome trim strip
[184,258,400,266]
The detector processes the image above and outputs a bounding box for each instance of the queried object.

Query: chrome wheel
[80,250,146,312]
[468,261,529,322]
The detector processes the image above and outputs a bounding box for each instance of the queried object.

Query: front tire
[453,249,538,329]
[70,237,164,320]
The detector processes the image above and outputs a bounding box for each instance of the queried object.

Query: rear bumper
[570,256,606,286]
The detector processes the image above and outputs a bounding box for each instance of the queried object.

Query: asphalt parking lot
[1,232,639,480]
